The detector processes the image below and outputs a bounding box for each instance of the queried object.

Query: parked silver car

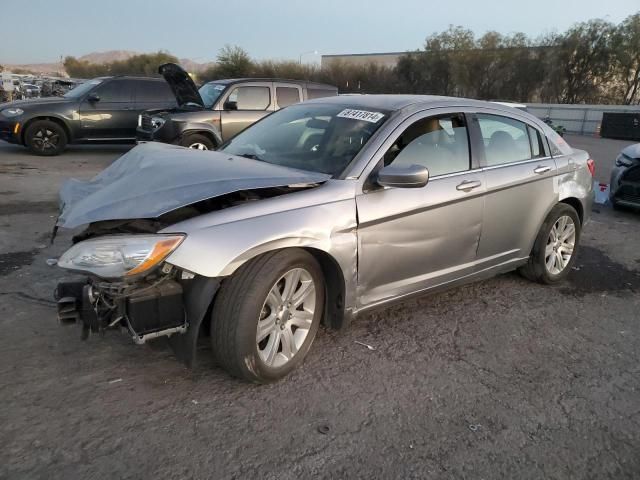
[54,95,595,383]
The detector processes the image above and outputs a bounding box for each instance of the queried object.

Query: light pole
[299,50,319,64]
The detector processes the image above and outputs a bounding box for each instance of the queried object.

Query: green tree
[611,13,640,104]
[557,19,616,103]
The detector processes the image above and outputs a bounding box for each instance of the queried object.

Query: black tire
[518,203,581,284]
[179,133,215,150]
[211,249,325,383]
[25,120,67,156]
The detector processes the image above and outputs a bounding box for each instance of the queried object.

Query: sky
[2,0,638,64]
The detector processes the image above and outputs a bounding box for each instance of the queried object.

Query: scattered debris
[107,378,122,384]
[46,258,57,266]
[593,182,610,205]
[191,400,199,405]
[354,340,376,351]
[317,425,330,435]
[468,424,481,432]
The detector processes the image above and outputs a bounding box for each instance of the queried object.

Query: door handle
[456,180,482,192]
[534,165,552,174]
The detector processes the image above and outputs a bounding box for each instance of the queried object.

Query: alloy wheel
[32,128,59,152]
[188,143,209,150]
[545,215,576,275]
[256,268,316,368]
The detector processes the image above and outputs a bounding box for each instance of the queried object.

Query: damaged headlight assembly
[55,234,191,344]
[58,234,185,279]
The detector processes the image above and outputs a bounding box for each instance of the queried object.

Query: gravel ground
[0,139,639,479]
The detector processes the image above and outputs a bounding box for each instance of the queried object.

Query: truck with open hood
[136,63,338,150]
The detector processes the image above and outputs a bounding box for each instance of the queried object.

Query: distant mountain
[78,50,140,64]
[2,50,214,76]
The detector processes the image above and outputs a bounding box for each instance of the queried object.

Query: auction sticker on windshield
[337,109,385,123]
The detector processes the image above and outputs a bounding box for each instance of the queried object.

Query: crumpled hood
[621,143,640,160]
[58,142,329,228]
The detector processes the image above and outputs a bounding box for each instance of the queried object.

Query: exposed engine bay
[70,186,307,243]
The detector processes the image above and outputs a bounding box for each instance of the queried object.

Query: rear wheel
[519,203,581,284]
[25,120,67,156]
[211,249,325,383]
[179,133,214,150]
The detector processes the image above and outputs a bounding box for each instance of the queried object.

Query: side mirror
[223,100,238,111]
[87,92,100,102]
[377,164,429,189]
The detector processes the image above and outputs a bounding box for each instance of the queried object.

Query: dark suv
[136,63,338,150]
[0,76,176,155]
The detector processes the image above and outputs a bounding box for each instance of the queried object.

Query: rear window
[276,87,301,108]
[136,80,175,103]
[541,123,573,156]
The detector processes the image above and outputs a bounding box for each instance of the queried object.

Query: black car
[610,143,640,210]
[0,76,176,156]
[137,63,338,150]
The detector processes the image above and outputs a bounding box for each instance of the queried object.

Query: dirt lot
[1,137,639,480]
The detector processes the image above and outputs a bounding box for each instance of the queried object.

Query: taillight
[587,158,595,177]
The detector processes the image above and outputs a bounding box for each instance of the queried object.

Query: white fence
[526,103,640,135]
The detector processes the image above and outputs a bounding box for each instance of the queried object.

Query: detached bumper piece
[54,276,187,344]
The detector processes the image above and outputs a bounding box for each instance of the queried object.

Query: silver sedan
[54,95,595,383]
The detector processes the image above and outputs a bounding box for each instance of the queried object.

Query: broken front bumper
[54,273,219,366]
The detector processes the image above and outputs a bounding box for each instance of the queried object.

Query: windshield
[221,103,389,176]
[63,79,103,99]
[199,83,226,108]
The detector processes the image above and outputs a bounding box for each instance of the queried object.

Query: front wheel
[211,249,325,383]
[179,133,215,150]
[519,203,581,284]
[25,120,68,156]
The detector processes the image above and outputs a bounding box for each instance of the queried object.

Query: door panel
[355,111,484,308]
[473,113,557,267]
[79,79,138,139]
[219,83,274,140]
[356,173,484,307]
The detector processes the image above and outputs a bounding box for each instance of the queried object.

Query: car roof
[303,94,535,116]
[206,78,337,89]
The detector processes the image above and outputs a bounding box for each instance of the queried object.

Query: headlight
[151,116,165,130]
[615,154,634,167]
[1,108,24,118]
[58,234,185,279]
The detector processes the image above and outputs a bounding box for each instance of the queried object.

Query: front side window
[227,86,271,110]
[276,87,301,108]
[92,80,134,103]
[477,114,533,166]
[221,103,389,176]
[384,113,470,177]
[64,79,103,98]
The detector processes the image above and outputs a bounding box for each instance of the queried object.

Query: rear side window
[276,87,301,108]
[477,114,532,166]
[136,80,175,103]
[227,86,270,110]
[93,80,135,102]
[307,88,336,100]
[385,113,470,177]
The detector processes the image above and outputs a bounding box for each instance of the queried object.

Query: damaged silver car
[54,95,595,383]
